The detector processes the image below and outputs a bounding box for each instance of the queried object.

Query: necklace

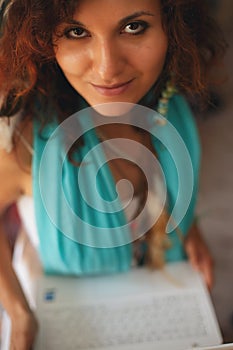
[157,80,177,116]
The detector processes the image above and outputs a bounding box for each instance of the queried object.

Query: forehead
[70,0,162,20]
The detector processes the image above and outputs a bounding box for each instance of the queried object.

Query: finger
[10,338,15,350]
[11,337,28,350]
[203,257,214,290]
[186,243,214,288]
[185,241,201,271]
[189,255,201,271]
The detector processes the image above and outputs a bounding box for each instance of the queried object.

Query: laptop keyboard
[38,291,208,349]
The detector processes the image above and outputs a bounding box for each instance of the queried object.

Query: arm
[0,217,38,349]
[0,137,38,349]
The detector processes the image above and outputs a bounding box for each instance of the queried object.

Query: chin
[91,102,137,117]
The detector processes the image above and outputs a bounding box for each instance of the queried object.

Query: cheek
[136,37,168,76]
[55,45,88,77]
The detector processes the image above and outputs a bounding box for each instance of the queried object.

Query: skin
[0,0,213,349]
[54,0,168,107]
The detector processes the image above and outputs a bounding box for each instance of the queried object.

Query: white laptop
[195,345,233,350]
[34,262,223,350]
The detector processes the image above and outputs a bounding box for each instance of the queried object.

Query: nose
[91,39,126,83]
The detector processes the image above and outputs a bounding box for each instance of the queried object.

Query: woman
[0,0,226,349]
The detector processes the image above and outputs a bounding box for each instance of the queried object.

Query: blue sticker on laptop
[43,289,56,302]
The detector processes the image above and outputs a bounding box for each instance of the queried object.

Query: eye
[65,27,89,39]
[123,21,149,35]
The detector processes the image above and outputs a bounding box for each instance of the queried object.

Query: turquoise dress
[33,94,200,275]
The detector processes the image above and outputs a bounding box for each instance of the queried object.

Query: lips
[91,79,134,96]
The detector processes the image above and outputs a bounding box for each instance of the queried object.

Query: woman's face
[54,0,168,107]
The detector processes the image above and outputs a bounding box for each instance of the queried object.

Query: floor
[196,22,233,342]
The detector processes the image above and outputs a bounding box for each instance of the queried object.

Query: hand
[10,310,38,350]
[184,223,214,290]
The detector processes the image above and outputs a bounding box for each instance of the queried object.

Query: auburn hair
[0,0,227,121]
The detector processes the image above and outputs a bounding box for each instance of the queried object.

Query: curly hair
[0,0,227,120]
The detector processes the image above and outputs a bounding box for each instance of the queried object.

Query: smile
[91,79,134,97]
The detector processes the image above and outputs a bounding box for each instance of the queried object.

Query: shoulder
[0,119,33,213]
[0,148,24,212]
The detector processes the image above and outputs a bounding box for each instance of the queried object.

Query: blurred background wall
[197,0,233,342]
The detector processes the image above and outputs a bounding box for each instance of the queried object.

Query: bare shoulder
[0,120,32,213]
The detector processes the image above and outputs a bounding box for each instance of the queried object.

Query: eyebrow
[66,11,155,27]
[119,11,156,26]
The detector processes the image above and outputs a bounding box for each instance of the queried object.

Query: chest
[97,129,155,199]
